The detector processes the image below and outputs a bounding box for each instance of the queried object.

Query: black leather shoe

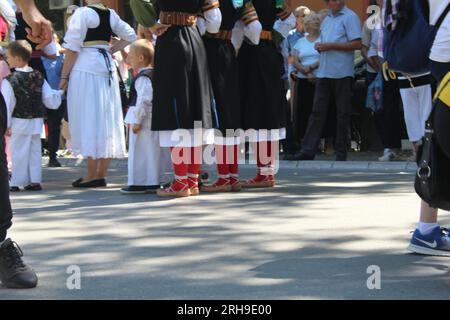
[24,184,42,191]
[48,158,61,168]
[93,179,107,187]
[72,178,106,188]
[120,186,148,194]
[9,186,20,192]
[0,239,38,289]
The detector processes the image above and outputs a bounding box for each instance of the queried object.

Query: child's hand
[5,128,11,137]
[132,124,142,134]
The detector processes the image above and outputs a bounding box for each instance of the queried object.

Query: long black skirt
[238,40,287,130]
[152,25,217,131]
[204,37,240,134]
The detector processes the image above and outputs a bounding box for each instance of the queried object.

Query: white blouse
[273,13,296,38]
[63,6,137,76]
[2,67,64,135]
[124,68,153,130]
[231,20,263,51]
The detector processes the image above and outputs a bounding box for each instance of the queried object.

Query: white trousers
[10,133,42,187]
[400,84,433,142]
[128,129,172,186]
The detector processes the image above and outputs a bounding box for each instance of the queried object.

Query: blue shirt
[42,54,65,90]
[281,29,305,79]
[316,6,361,79]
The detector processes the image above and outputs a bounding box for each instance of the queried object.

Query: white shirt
[63,5,137,76]
[273,13,296,38]
[124,68,153,129]
[197,7,223,35]
[292,36,320,78]
[1,66,64,135]
[231,20,263,51]
[429,0,450,63]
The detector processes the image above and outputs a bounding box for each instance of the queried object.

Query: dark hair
[6,40,32,62]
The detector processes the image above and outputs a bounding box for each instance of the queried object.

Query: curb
[45,158,418,172]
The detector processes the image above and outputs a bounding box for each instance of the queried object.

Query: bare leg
[96,158,112,180]
[85,157,98,181]
[419,200,438,223]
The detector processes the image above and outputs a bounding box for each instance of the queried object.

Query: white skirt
[67,70,126,159]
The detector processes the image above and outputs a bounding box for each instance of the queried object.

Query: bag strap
[435,2,450,30]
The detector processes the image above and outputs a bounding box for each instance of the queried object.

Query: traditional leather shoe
[157,180,191,198]
[201,178,232,193]
[241,175,276,188]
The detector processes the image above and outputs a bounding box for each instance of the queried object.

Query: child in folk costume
[2,40,63,191]
[60,0,136,188]
[238,0,294,188]
[121,39,166,194]
[131,0,222,198]
[201,0,262,193]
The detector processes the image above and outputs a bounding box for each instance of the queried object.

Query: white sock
[417,222,439,235]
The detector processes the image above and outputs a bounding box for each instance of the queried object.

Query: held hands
[59,78,69,91]
[22,7,53,50]
[149,23,171,37]
[132,124,142,134]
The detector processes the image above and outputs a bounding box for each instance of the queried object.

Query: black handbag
[0,92,6,135]
[116,65,129,117]
[415,100,450,211]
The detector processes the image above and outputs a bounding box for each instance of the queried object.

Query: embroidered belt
[83,40,110,47]
[207,30,232,41]
[260,30,273,41]
[160,11,197,26]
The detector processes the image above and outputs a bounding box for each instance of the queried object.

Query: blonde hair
[131,39,154,65]
[294,6,311,17]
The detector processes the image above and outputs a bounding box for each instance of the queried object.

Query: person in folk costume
[238,0,295,188]
[130,0,222,198]
[199,0,262,193]
[3,40,64,192]
[60,0,137,188]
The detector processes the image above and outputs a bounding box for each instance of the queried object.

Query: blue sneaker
[408,227,450,256]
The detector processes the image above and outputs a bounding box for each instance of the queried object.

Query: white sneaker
[378,149,395,162]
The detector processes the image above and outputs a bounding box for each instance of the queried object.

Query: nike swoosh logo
[415,238,438,248]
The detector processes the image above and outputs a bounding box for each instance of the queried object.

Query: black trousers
[0,94,12,242]
[373,77,403,149]
[46,100,66,159]
[301,77,353,156]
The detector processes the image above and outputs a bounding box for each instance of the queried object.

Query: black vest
[129,69,154,107]
[7,70,46,120]
[84,6,113,44]
[0,93,6,135]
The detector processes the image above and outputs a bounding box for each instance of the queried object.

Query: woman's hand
[59,78,69,91]
[307,72,317,84]
[149,23,171,37]
[15,1,53,50]
[132,124,142,134]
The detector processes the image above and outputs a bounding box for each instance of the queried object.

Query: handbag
[414,73,450,210]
